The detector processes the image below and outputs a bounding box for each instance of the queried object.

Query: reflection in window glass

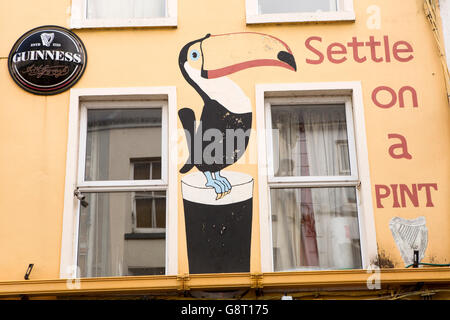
[132,158,161,180]
[270,187,361,271]
[77,192,166,277]
[87,0,166,19]
[271,104,350,177]
[135,191,166,229]
[258,0,337,14]
[85,108,162,181]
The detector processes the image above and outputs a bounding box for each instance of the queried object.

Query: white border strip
[70,0,177,29]
[245,0,355,24]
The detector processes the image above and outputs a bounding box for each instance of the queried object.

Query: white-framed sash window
[256,82,377,273]
[60,87,177,279]
[245,0,355,24]
[70,0,177,29]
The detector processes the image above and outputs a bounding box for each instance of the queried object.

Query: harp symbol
[389,216,428,266]
[41,33,55,47]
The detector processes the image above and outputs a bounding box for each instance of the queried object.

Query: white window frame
[245,0,355,24]
[265,97,358,186]
[439,0,450,68]
[70,0,177,29]
[60,87,178,278]
[256,82,377,273]
[78,100,168,188]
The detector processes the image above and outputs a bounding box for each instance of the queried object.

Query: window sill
[124,233,165,240]
[246,11,355,25]
[70,17,177,29]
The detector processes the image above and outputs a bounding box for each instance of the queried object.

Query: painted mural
[389,216,428,267]
[178,32,296,273]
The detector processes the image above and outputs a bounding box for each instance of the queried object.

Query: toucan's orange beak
[200,32,297,79]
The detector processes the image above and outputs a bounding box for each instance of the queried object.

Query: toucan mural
[178,32,296,274]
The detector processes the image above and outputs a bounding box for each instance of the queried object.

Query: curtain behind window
[87,0,166,19]
[272,105,350,177]
[270,105,361,271]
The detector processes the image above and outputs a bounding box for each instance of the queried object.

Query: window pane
[270,187,362,271]
[85,108,162,181]
[77,192,166,277]
[151,161,161,179]
[133,162,150,180]
[131,158,161,180]
[259,0,337,14]
[135,191,166,229]
[87,0,166,19]
[154,197,166,227]
[271,104,351,177]
[135,198,152,228]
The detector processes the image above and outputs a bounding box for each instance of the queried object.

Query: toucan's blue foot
[215,171,232,192]
[204,171,232,200]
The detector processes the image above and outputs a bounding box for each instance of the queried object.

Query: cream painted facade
[0,0,449,299]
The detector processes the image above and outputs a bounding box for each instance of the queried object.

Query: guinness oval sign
[8,25,87,95]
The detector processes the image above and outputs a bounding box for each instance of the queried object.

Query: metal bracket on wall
[177,273,190,291]
[24,264,34,280]
[74,188,89,207]
[250,273,264,289]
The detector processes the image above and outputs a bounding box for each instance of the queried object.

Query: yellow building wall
[0,0,449,282]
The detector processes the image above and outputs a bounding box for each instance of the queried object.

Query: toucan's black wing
[178,107,196,174]
[197,99,252,172]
